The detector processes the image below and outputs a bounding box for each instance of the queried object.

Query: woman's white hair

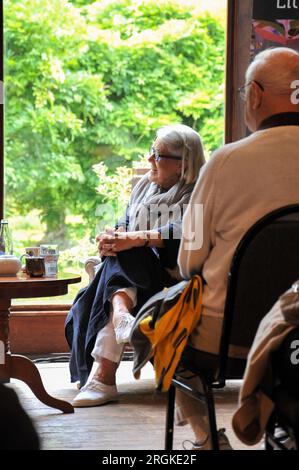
[246,47,299,95]
[156,124,205,184]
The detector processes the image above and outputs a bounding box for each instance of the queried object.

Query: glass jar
[0,220,14,255]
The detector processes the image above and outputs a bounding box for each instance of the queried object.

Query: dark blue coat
[65,238,179,386]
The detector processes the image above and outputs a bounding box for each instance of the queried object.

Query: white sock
[113,311,134,327]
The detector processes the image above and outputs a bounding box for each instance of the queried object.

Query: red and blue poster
[252,0,299,56]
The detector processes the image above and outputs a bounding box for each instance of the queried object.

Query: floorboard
[7,361,260,451]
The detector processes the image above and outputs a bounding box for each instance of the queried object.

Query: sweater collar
[258,112,299,131]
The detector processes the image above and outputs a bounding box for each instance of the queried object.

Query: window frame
[225,0,253,144]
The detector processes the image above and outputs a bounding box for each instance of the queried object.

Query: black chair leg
[165,384,176,450]
[205,385,219,450]
[265,436,274,450]
[293,428,299,450]
[265,415,275,451]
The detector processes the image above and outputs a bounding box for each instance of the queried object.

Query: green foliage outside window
[4,0,225,248]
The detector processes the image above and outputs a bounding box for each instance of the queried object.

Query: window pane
[4,0,226,305]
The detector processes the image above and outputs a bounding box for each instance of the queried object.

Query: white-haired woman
[65,124,205,407]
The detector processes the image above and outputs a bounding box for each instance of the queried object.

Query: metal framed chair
[165,204,299,450]
[265,327,299,450]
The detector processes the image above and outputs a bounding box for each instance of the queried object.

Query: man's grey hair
[246,47,299,95]
[156,124,205,184]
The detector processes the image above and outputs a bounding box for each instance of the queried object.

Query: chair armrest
[84,256,102,282]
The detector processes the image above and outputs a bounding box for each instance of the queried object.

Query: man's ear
[250,81,263,110]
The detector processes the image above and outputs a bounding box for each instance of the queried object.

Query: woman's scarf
[122,172,195,237]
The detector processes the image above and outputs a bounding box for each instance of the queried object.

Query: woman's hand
[96,228,144,257]
[95,228,163,257]
[96,231,117,257]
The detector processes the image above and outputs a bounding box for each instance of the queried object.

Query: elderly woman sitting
[65,124,205,407]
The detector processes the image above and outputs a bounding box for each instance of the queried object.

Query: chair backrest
[217,204,299,382]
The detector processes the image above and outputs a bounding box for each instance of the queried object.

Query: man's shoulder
[204,131,271,176]
[211,132,259,161]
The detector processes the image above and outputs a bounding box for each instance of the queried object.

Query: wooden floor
[7,361,260,451]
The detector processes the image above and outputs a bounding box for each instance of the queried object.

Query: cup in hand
[25,256,45,277]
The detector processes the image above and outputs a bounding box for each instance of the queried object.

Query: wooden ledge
[10,305,71,355]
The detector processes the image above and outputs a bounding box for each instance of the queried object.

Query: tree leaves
[5,0,225,244]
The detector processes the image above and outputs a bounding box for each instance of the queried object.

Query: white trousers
[91,287,137,364]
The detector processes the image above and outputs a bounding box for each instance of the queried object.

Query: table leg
[9,354,74,413]
[0,298,73,413]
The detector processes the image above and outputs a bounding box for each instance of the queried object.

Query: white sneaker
[114,313,135,344]
[261,427,295,450]
[72,379,118,407]
[183,428,233,451]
